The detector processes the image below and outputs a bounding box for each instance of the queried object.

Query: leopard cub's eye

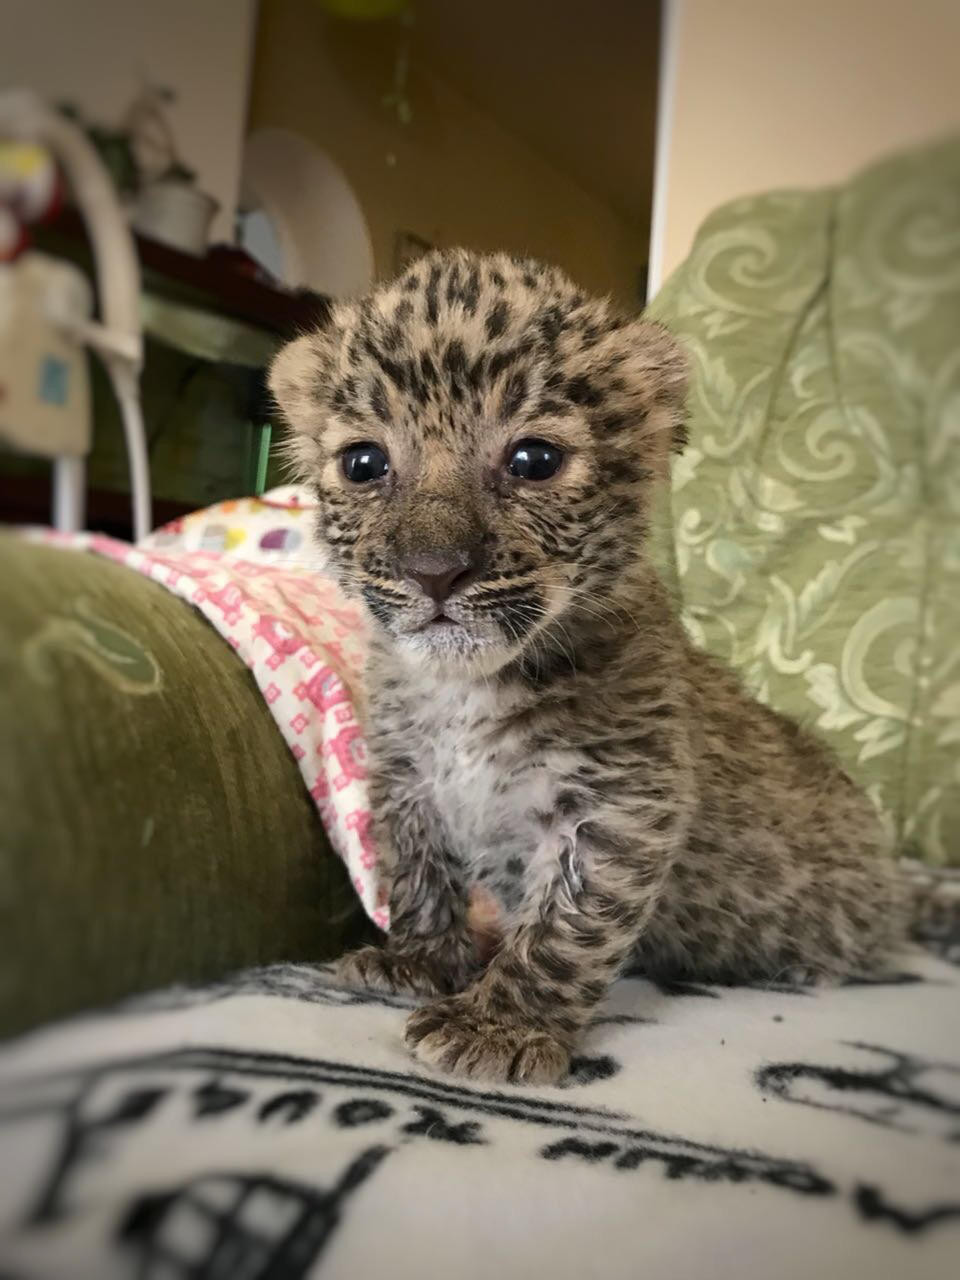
[507,438,564,481]
[342,443,389,484]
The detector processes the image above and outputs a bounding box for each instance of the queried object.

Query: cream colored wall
[248,0,642,307]
[653,0,960,289]
[0,0,258,241]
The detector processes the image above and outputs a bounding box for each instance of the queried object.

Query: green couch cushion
[0,537,367,1038]
[648,136,960,865]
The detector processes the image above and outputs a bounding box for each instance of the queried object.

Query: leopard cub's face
[270,250,685,674]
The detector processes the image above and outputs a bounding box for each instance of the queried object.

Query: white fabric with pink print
[31,485,389,929]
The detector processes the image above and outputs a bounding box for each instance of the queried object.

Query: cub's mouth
[377,576,560,670]
[397,602,506,666]
[410,607,465,634]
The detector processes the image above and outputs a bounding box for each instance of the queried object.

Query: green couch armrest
[0,537,367,1038]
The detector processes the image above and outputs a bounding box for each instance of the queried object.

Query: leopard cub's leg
[406,819,680,1083]
[337,863,479,996]
[337,779,479,996]
[338,933,476,998]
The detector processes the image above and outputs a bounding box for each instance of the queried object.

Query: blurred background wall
[249,0,657,307]
[651,0,960,291]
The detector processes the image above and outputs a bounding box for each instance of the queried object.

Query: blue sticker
[37,355,69,406]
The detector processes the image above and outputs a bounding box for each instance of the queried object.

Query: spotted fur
[270,249,907,1086]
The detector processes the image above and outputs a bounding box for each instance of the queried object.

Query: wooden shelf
[33,206,330,338]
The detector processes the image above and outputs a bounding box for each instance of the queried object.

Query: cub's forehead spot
[324,281,607,421]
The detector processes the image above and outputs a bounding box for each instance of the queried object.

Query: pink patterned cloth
[31,488,389,930]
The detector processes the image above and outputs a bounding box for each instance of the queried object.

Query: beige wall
[248,0,642,307]
[0,0,257,241]
[653,0,960,289]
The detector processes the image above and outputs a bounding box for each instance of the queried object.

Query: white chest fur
[392,671,570,907]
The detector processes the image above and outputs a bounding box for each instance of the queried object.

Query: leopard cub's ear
[268,331,336,436]
[567,316,689,471]
[614,318,689,455]
[268,329,341,480]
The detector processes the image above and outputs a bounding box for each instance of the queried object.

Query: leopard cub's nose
[401,547,478,603]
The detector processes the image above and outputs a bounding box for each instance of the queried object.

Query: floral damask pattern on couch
[649,137,960,865]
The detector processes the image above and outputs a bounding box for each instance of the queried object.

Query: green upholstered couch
[648,135,960,868]
[0,537,367,1038]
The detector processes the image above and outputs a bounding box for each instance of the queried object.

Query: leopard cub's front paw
[405,994,570,1084]
[336,945,459,997]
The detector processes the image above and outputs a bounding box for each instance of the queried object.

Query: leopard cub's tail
[900,857,960,964]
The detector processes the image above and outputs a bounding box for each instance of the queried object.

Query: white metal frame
[0,89,152,540]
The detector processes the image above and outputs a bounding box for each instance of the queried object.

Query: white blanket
[1,943,958,1279]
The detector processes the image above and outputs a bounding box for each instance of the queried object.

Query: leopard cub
[270,249,906,1084]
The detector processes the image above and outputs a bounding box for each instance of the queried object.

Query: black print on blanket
[0,1046,641,1277]
[3,1034,958,1280]
[118,1149,390,1280]
[2,951,959,1278]
[756,1042,960,1141]
[126,963,425,1015]
[540,1134,833,1195]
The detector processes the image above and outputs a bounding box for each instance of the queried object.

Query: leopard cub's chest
[401,676,559,896]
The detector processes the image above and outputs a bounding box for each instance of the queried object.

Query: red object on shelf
[207,243,276,285]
